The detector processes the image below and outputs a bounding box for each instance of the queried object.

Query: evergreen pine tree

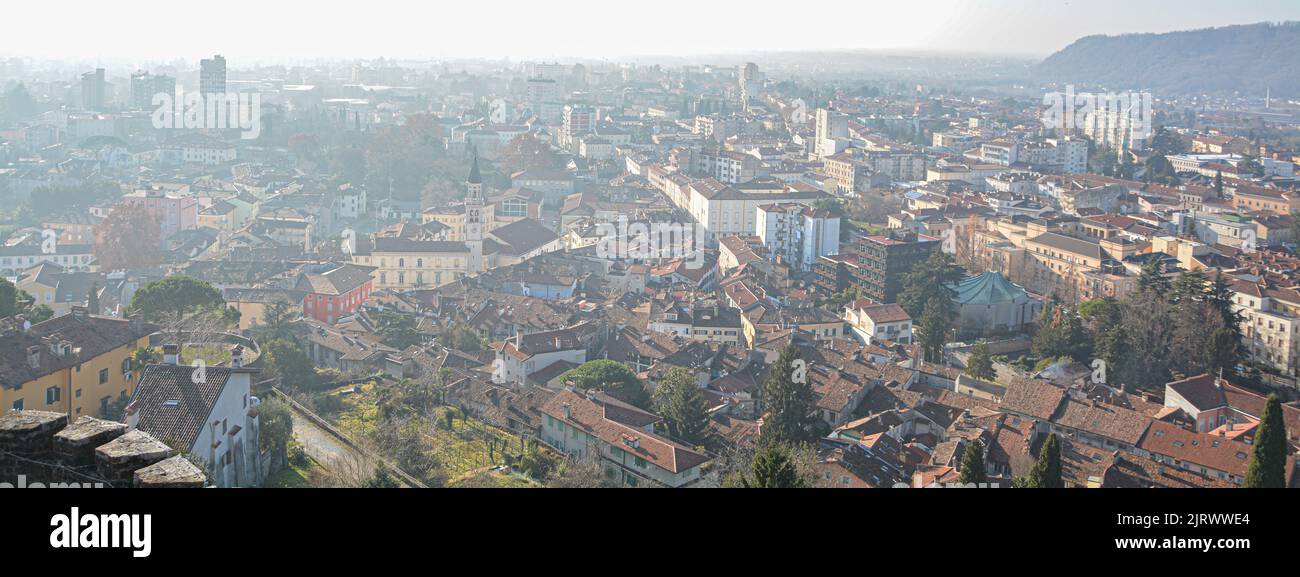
[957,441,987,485]
[1026,433,1064,488]
[1207,273,1239,321]
[1169,270,1207,304]
[1243,394,1289,488]
[1032,304,1091,363]
[1137,258,1170,297]
[741,442,807,488]
[654,367,711,446]
[918,295,954,363]
[965,343,996,381]
[759,344,817,446]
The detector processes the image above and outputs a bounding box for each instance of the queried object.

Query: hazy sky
[5,0,1300,63]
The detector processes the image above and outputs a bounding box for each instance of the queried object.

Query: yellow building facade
[1,311,154,419]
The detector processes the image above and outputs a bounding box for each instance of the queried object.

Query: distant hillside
[1038,22,1300,97]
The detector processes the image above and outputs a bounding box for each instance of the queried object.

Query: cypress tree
[1027,433,1064,488]
[87,283,100,315]
[1243,395,1289,488]
[957,441,987,485]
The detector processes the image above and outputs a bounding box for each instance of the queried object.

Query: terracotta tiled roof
[1166,374,1227,411]
[1052,396,1151,446]
[1138,420,1253,478]
[1000,377,1067,421]
[541,389,707,474]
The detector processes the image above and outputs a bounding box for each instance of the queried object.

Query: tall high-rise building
[465,154,485,274]
[525,77,560,107]
[130,71,175,110]
[526,61,566,81]
[200,54,227,95]
[559,104,596,149]
[814,106,848,158]
[738,62,762,111]
[80,68,106,111]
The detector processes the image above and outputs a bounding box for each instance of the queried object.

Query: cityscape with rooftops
[2,1,1300,499]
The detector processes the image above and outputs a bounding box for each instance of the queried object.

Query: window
[99,368,109,384]
[46,386,60,405]
[12,399,23,411]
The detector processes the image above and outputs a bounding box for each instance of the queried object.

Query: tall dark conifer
[1026,433,1064,488]
[1244,395,1289,488]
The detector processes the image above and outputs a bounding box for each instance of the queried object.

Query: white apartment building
[844,300,913,345]
[685,178,827,236]
[980,138,1087,173]
[932,131,980,151]
[814,107,848,159]
[1232,280,1300,377]
[756,203,840,272]
[862,150,928,182]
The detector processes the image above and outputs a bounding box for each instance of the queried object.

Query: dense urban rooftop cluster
[2,49,1300,488]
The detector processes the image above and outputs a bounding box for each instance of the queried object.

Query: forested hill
[1037,21,1300,97]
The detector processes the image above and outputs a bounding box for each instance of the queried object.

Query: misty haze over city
[2,2,1300,563]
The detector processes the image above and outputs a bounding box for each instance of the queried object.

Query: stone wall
[0,411,206,488]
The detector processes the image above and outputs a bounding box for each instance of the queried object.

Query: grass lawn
[265,459,317,488]
[331,381,381,439]
[849,220,889,235]
[175,344,233,366]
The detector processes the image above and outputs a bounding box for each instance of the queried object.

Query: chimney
[128,313,143,335]
[124,399,140,430]
[26,346,40,369]
[163,344,180,365]
[561,402,571,419]
[71,305,88,322]
[230,345,244,369]
[554,336,562,350]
